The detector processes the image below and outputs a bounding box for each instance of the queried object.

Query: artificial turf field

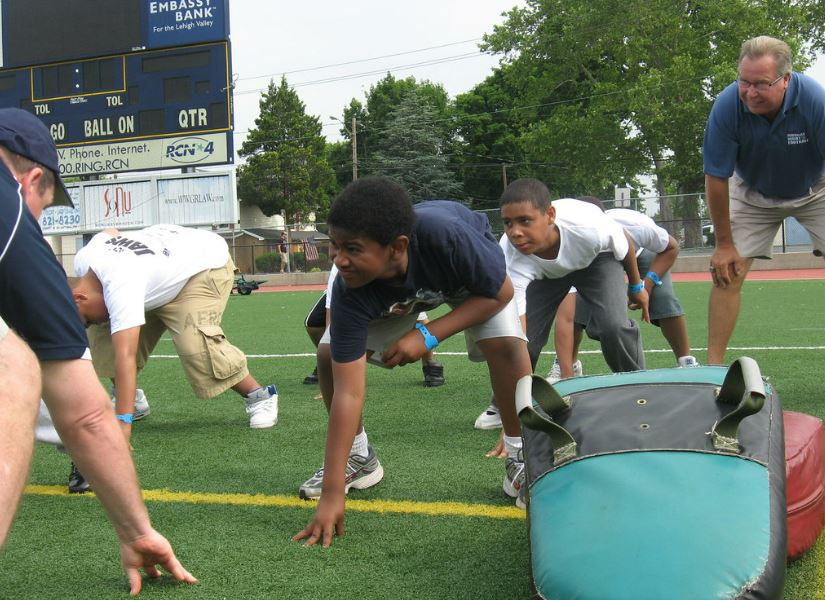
[3,278,825,599]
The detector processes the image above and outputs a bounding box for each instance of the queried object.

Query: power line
[234,38,483,82]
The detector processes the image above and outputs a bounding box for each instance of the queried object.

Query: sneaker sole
[503,476,523,499]
[423,379,445,387]
[474,418,502,430]
[347,463,384,492]
[133,409,150,421]
[298,463,385,500]
[249,418,278,429]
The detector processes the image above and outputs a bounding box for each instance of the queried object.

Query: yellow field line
[25,485,525,520]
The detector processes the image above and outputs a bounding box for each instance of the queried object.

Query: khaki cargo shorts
[87,259,249,398]
[730,173,825,259]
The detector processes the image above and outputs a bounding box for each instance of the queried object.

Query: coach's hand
[120,529,197,595]
[293,492,346,548]
[710,244,742,288]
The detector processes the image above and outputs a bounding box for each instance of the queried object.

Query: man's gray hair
[739,36,793,77]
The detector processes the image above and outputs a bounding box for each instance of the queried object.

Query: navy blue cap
[0,108,72,208]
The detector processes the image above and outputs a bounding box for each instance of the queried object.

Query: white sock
[350,430,369,458]
[245,385,275,401]
[504,435,523,459]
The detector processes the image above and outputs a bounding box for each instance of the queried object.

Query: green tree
[334,74,454,180]
[237,77,335,225]
[372,90,463,202]
[481,0,820,241]
[453,66,536,208]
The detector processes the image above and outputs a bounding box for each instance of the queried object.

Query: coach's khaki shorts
[321,297,526,364]
[730,173,825,259]
[87,259,249,398]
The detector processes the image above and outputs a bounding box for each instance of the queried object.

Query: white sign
[157,175,236,225]
[39,170,237,235]
[56,132,231,177]
[83,180,156,230]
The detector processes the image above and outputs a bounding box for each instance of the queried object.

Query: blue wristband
[628,281,644,294]
[116,413,134,425]
[414,322,440,350]
[645,271,662,286]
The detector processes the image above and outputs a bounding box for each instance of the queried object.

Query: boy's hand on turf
[292,493,346,548]
[382,330,427,367]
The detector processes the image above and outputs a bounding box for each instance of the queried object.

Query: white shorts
[321,298,526,364]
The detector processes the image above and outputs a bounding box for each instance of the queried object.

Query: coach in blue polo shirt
[703,35,825,364]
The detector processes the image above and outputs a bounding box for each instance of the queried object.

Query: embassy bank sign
[147,1,229,47]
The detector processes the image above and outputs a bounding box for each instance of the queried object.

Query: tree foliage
[472,0,822,239]
[372,90,463,202]
[237,77,335,224]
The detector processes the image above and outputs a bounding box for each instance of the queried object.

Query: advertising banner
[147,0,230,48]
[56,132,231,177]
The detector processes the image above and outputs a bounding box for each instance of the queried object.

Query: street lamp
[330,115,358,181]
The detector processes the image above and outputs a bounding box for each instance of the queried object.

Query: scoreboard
[0,0,233,176]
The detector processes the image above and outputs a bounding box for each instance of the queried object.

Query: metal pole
[351,116,358,180]
[501,163,507,190]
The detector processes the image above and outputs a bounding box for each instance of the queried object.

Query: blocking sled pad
[517,358,786,600]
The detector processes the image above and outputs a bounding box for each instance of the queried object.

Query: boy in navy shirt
[293,177,531,547]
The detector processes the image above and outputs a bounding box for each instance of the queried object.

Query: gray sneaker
[503,452,526,509]
[299,445,384,500]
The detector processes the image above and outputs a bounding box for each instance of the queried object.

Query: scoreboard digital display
[0,1,232,176]
[0,0,229,68]
[0,42,232,147]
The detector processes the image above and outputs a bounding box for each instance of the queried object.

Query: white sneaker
[111,388,151,421]
[547,359,583,383]
[474,404,502,430]
[677,355,699,368]
[245,384,278,428]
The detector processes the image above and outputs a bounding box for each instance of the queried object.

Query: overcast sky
[228,1,522,150]
[227,2,825,155]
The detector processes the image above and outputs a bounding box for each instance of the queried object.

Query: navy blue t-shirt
[0,163,89,361]
[703,73,825,199]
[330,200,506,363]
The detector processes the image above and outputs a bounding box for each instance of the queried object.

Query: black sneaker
[68,463,91,494]
[422,361,445,387]
[303,366,319,385]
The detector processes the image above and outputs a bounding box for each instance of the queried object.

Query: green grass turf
[3,280,825,598]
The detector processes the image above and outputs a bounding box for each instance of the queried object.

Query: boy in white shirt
[476,179,649,433]
[500,178,649,374]
[72,225,279,444]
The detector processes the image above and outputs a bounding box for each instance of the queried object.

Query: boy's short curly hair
[328,177,416,246]
[499,178,552,210]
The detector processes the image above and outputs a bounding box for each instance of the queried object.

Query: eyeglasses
[737,74,785,92]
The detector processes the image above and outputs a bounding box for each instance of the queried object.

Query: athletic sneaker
[245,384,278,428]
[68,463,90,494]
[677,355,699,368]
[299,446,384,500]
[547,358,583,383]
[474,404,502,430]
[110,387,151,421]
[503,451,526,509]
[422,360,445,387]
[303,367,319,385]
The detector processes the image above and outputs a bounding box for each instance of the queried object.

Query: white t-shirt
[501,198,628,315]
[606,208,670,255]
[74,225,230,333]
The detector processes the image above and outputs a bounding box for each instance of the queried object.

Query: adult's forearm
[706,174,734,246]
[41,359,152,543]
